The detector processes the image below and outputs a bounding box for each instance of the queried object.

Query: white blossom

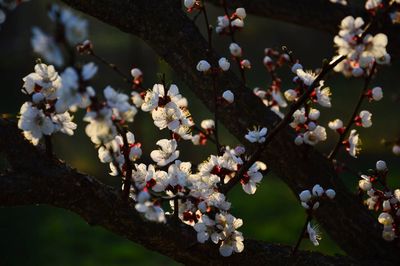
[150,139,179,166]
[245,127,268,143]
[328,119,343,131]
[31,28,63,67]
[347,130,361,158]
[307,222,322,246]
[52,112,77,136]
[359,110,372,128]
[18,102,55,145]
[303,126,327,146]
[242,161,267,194]
[135,191,166,223]
[23,63,62,100]
[296,69,317,86]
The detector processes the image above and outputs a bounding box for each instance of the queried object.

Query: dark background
[0,1,399,265]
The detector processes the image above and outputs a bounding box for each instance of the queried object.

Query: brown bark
[206,0,400,58]
[56,0,400,263]
[0,118,368,266]
[1,0,399,264]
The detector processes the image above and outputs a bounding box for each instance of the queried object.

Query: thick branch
[206,0,400,58]
[58,0,400,262]
[0,119,367,266]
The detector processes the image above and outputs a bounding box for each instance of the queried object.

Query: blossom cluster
[253,48,290,118]
[358,161,400,241]
[31,4,88,67]
[299,185,336,210]
[18,63,77,145]
[14,0,400,258]
[333,16,390,77]
[298,185,336,246]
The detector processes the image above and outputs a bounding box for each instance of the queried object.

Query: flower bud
[378,212,394,225]
[372,87,383,101]
[263,56,273,66]
[222,90,234,103]
[299,190,312,202]
[359,179,372,191]
[312,184,324,197]
[301,202,310,209]
[196,60,211,72]
[394,189,400,202]
[352,67,364,77]
[218,57,230,71]
[308,122,317,131]
[235,8,246,19]
[234,145,246,155]
[294,135,304,146]
[376,160,387,172]
[383,200,391,211]
[392,145,400,156]
[184,0,196,9]
[291,63,303,74]
[325,189,336,199]
[229,43,242,57]
[231,18,244,28]
[284,89,297,101]
[240,59,251,69]
[131,68,143,79]
[312,202,320,210]
[308,109,320,121]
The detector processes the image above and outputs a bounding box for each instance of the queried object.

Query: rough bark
[206,0,400,58]
[0,118,370,266]
[57,0,400,263]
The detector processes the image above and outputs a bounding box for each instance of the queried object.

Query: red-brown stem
[89,50,131,85]
[328,62,377,160]
[212,73,221,153]
[292,214,312,256]
[121,130,133,200]
[201,2,212,53]
[201,1,221,153]
[222,0,246,85]
[192,125,217,144]
[220,56,346,194]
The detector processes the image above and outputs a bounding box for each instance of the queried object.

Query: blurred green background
[0,1,400,265]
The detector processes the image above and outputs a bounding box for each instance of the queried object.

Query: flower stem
[292,214,312,256]
[328,62,377,160]
[220,56,346,194]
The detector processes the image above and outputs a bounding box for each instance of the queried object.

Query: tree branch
[206,0,400,58]
[14,0,400,262]
[0,118,372,266]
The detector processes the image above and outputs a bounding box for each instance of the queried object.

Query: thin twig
[220,56,346,194]
[221,0,246,85]
[89,50,131,85]
[328,62,377,160]
[292,214,312,256]
[201,1,221,152]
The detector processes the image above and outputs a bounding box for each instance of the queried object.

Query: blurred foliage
[0,0,399,265]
